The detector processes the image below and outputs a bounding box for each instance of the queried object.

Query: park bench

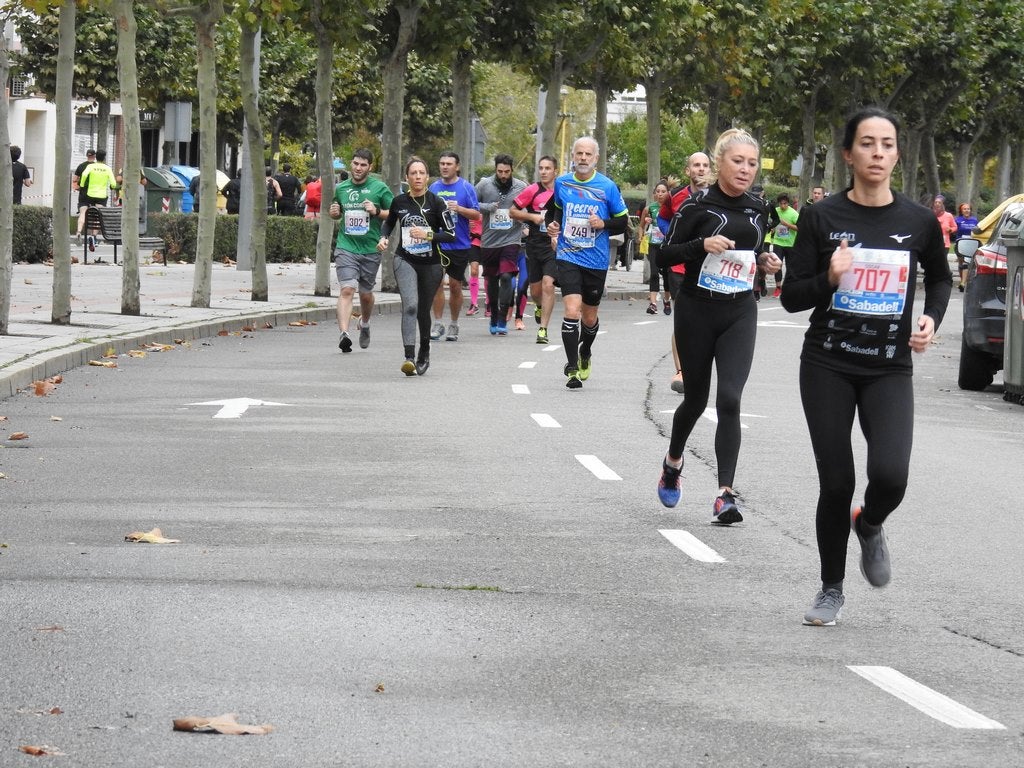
[82,206,164,265]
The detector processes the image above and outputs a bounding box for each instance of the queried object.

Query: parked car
[956,202,1024,390]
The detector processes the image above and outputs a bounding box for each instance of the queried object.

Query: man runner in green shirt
[328,149,394,353]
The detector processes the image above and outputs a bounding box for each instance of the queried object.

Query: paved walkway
[1,243,650,398]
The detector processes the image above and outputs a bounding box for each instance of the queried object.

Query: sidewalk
[1,243,650,398]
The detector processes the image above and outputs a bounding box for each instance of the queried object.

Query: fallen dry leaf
[20,745,65,756]
[34,626,64,632]
[53,375,63,384]
[172,713,273,735]
[50,416,62,422]
[24,278,33,285]
[15,707,62,716]
[173,338,186,344]
[34,381,55,396]
[374,683,385,693]
[124,527,181,544]
[142,343,174,352]
[87,360,118,368]
[217,329,229,336]
[241,326,254,332]
[102,347,117,359]
[0,415,7,421]
[262,322,273,329]
[128,350,147,358]
[8,432,29,441]
[288,320,316,327]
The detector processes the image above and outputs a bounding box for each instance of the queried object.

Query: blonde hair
[709,128,759,184]
[713,128,759,166]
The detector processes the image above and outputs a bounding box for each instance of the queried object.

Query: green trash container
[143,167,185,217]
[1002,212,1024,403]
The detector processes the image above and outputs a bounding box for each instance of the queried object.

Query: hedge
[148,212,339,263]
[11,205,54,263]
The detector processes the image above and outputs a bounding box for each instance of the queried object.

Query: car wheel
[958,336,996,391]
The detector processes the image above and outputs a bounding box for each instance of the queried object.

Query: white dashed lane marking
[659,530,726,563]
[658,407,766,430]
[847,666,1005,730]
[542,345,562,353]
[531,413,561,429]
[635,320,659,326]
[519,361,538,369]
[575,455,621,480]
[512,384,530,395]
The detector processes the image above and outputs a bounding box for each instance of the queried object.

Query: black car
[956,203,1020,390]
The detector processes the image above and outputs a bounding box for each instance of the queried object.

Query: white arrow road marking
[191,398,293,419]
[575,455,621,480]
[519,361,538,369]
[531,413,561,428]
[659,530,726,563]
[848,666,1005,730]
[512,384,530,395]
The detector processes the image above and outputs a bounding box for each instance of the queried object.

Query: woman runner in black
[655,129,781,522]
[379,157,455,376]
[781,107,951,626]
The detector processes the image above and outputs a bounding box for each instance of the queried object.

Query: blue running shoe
[658,459,682,507]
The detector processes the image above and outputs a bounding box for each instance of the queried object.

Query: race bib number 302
[697,250,757,294]
[345,208,369,235]
[831,248,910,316]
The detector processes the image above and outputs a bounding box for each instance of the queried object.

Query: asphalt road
[2,292,1022,767]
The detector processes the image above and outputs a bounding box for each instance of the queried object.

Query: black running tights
[799,362,914,584]
[668,292,756,489]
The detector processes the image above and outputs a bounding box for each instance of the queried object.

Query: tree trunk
[0,29,13,334]
[643,72,663,193]
[922,127,941,198]
[704,83,723,152]
[995,139,1012,201]
[970,151,987,207]
[239,22,268,302]
[824,121,843,194]
[381,0,422,191]
[51,0,77,326]
[798,87,819,206]
[114,0,141,316]
[96,98,111,161]
[191,1,221,308]
[452,48,472,166]
[540,60,565,160]
[901,127,922,201]
[952,141,973,209]
[593,72,609,175]
[380,0,422,293]
[311,0,334,297]
[1014,138,1024,194]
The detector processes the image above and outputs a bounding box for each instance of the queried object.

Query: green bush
[12,206,54,263]
[148,212,337,263]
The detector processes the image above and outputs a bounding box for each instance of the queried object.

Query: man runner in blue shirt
[545,137,629,389]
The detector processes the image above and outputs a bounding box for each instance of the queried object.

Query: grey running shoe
[445,322,459,341]
[358,321,370,349]
[712,491,743,525]
[803,588,845,626]
[853,507,891,587]
[430,321,445,340]
[339,332,353,353]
